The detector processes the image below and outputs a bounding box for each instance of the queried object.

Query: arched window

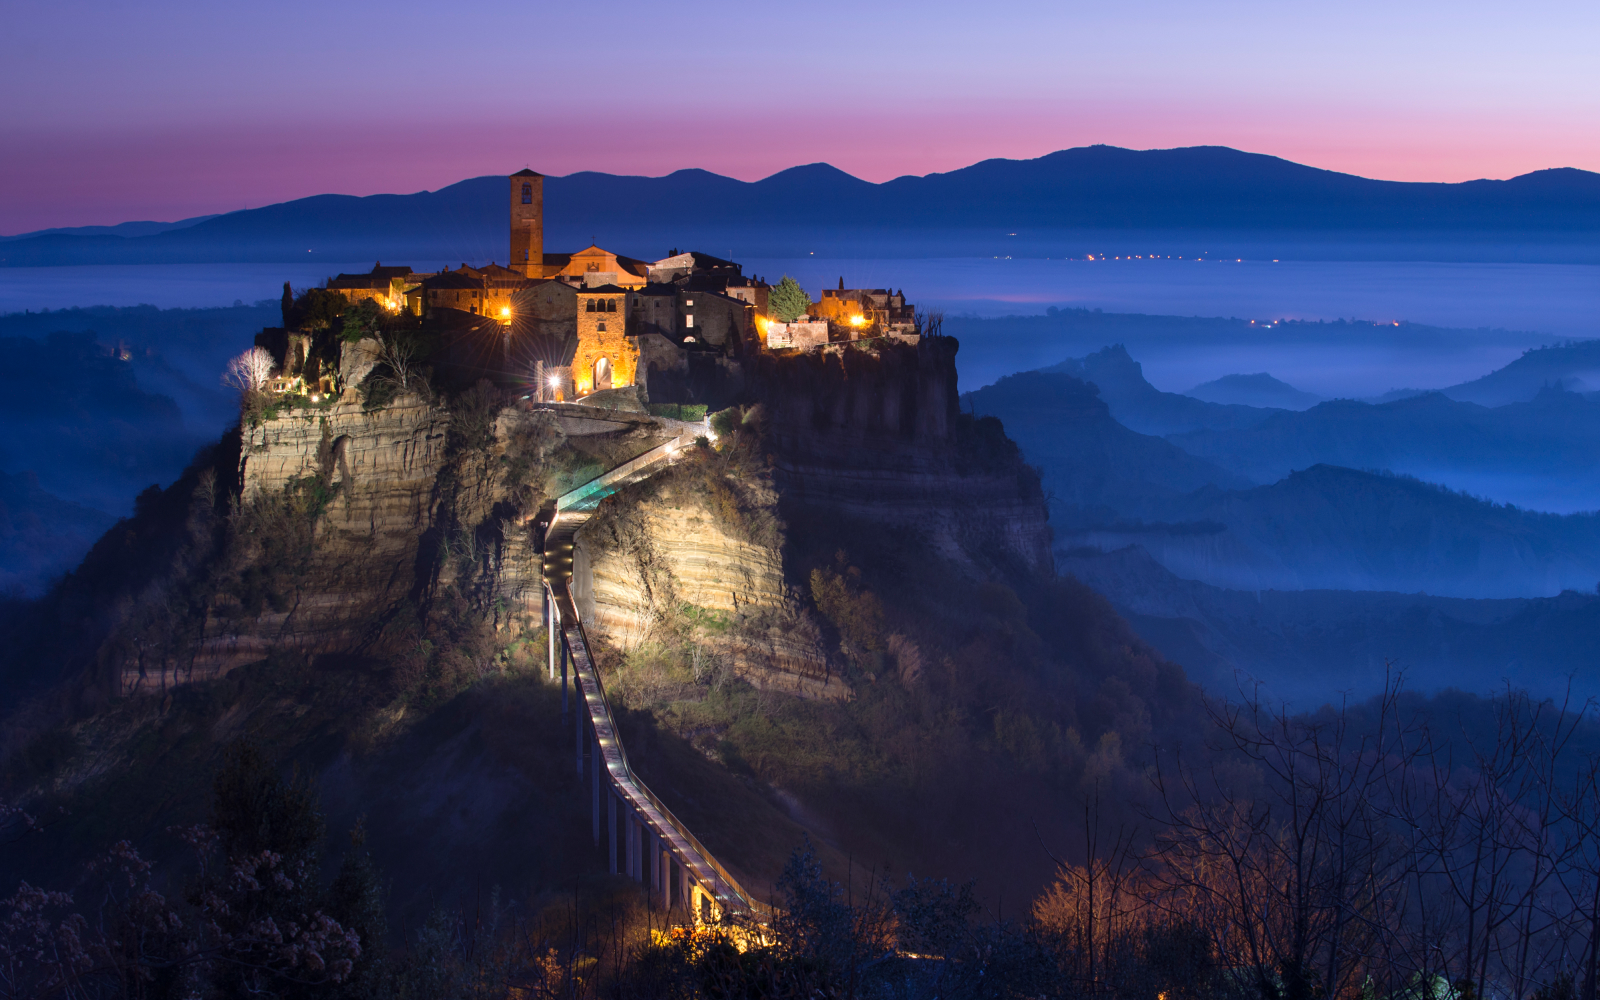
[585,299,596,313]
[606,298,617,313]
[521,183,532,204]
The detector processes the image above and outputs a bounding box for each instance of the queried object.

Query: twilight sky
[3,0,1597,234]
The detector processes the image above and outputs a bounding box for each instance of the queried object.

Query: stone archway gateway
[594,356,612,391]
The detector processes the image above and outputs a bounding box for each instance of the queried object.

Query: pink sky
[3,0,1597,233]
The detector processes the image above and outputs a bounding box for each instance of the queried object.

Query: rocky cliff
[753,337,1053,578]
[58,334,1050,709]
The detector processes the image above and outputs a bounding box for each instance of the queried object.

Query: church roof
[511,168,543,177]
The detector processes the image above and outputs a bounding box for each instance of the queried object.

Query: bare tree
[375,335,420,393]
[223,346,275,394]
[1147,672,1430,1000]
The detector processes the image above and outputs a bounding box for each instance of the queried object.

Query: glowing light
[499,307,511,319]
[848,314,867,328]
[548,375,561,387]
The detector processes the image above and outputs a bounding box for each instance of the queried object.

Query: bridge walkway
[539,427,772,923]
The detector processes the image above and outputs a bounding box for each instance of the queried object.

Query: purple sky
[3,0,1597,234]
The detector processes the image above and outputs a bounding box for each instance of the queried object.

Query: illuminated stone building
[572,285,638,394]
[813,282,916,335]
[326,264,416,310]
[287,168,915,409]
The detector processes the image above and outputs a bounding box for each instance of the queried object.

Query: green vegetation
[809,553,886,655]
[769,275,811,322]
[339,299,384,343]
[647,403,709,422]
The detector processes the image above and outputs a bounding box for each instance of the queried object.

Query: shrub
[646,402,709,422]
[809,554,885,654]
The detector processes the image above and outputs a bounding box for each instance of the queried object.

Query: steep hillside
[1063,465,1600,598]
[0,335,1204,925]
[1170,386,1600,513]
[0,470,115,595]
[1041,345,1278,435]
[963,370,1246,531]
[1060,544,1600,704]
[1440,338,1600,405]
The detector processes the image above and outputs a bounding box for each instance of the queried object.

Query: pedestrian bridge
[538,424,772,924]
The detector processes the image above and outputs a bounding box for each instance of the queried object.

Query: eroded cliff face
[106,336,1050,702]
[752,338,1053,578]
[573,465,843,700]
[190,393,508,681]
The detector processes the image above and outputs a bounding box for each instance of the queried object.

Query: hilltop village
[261,168,920,409]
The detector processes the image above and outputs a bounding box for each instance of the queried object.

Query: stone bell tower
[510,169,544,278]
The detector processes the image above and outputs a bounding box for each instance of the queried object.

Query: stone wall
[573,289,639,394]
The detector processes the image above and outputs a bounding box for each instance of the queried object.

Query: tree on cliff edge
[771,275,811,322]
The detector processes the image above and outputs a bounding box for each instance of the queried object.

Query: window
[521,183,532,204]
[685,315,694,328]
[585,300,595,312]
[597,321,607,332]
[685,298,694,306]
[606,299,616,313]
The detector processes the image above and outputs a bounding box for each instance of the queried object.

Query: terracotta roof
[420,272,482,290]
[328,274,389,289]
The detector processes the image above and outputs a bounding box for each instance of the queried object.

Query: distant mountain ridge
[6,145,1600,266]
[0,215,219,242]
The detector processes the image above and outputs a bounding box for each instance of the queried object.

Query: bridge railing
[555,433,692,513]
[575,619,775,920]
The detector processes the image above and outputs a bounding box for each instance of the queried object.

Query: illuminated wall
[572,288,639,395]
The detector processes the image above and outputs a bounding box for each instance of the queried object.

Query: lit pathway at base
[540,419,772,924]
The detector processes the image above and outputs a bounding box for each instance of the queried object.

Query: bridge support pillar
[608,790,618,875]
[546,587,555,682]
[591,736,600,844]
[650,831,661,901]
[679,863,691,917]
